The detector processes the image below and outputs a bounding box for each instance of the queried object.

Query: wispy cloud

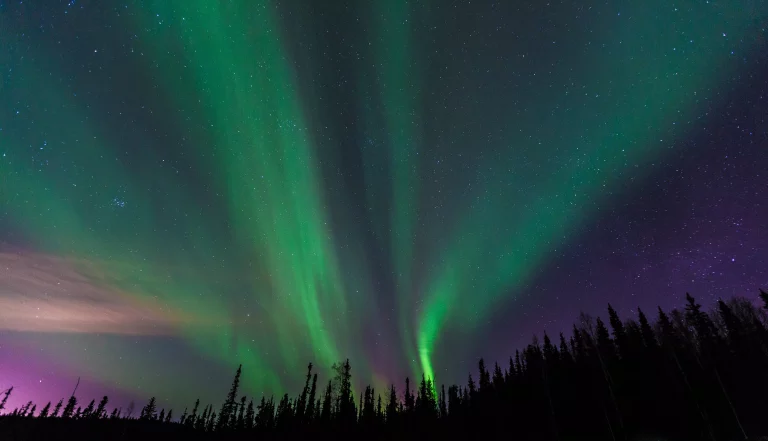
[0,250,193,335]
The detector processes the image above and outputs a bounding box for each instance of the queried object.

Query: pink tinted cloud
[0,250,190,335]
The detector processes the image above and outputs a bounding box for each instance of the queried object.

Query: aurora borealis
[1,0,767,412]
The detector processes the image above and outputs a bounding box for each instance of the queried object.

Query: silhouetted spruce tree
[256,396,275,430]
[51,399,63,417]
[196,404,208,430]
[166,409,173,423]
[206,410,216,432]
[658,306,717,440]
[685,293,721,351]
[158,408,165,422]
[637,307,658,349]
[236,396,246,429]
[61,396,77,419]
[94,395,108,419]
[492,362,504,391]
[276,393,293,430]
[416,376,437,420]
[38,401,51,418]
[0,387,11,412]
[216,364,242,431]
[336,359,356,426]
[439,384,447,418]
[295,363,313,423]
[376,393,383,424]
[320,380,333,424]
[759,289,768,310]
[404,377,414,415]
[358,392,363,422]
[245,399,255,430]
[515,349,524,374]
[140,397,157,421]
[362,385,375,425]
[447,385,459,416]
[478,358,491,393]
[607,303,628,356]
[506,356,515,382]
[559,332,571,360]
[187,399,199,427]
[386,384,398,424]
[305,373,317,425]
[17,402,28,416]
[81,399,95,419]
[179,407,188,425]
[466,373,476,403]
[125,401,135,419]
[74,406,82,419]
[594,317,616,360]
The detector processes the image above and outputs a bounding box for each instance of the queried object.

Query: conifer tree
[0,387,11,412]
[492,362,505,390]
[81,399,95,418]
[38,401,51,418]
[94,396,108,419]
[608,304,627,350]
[439,384,447,418]
[140,397,157,421]
[386,384,398,423]
[759,289,768,310]
[158,408,165,422]
[295,363,313,423]
[478,358,491,392]
[276,393,293,430]
[559,332,573,365]
[447,385,459,416]
[196,404,209,431]
[179,408,188,425]
[125,401,135,419]
[245,399,255,430]
[61,396,77,419]
[358,392,363,421]
[187,399,199,427]
[165,409,173,423]
[305,373,317,424]
[216,364,242,431]
[467,373,477,402]
[595,317,616,358]
[404,377,414,414]
[321,380,333,424]
[236,396,246,429]
[51,399,63,417]
[336,359,356,425]
[637,307,658,349]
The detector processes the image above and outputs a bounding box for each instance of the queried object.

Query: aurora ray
[1,0,766,411]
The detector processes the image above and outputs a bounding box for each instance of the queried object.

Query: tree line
[2,290,768,440]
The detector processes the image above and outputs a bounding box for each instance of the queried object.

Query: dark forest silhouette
[2,291,768,440]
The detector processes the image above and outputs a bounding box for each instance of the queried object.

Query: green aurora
[1,0,766,405]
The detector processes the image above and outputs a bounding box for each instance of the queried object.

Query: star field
[0,0,766,411]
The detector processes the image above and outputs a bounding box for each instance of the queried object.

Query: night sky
[1,0,767,412]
